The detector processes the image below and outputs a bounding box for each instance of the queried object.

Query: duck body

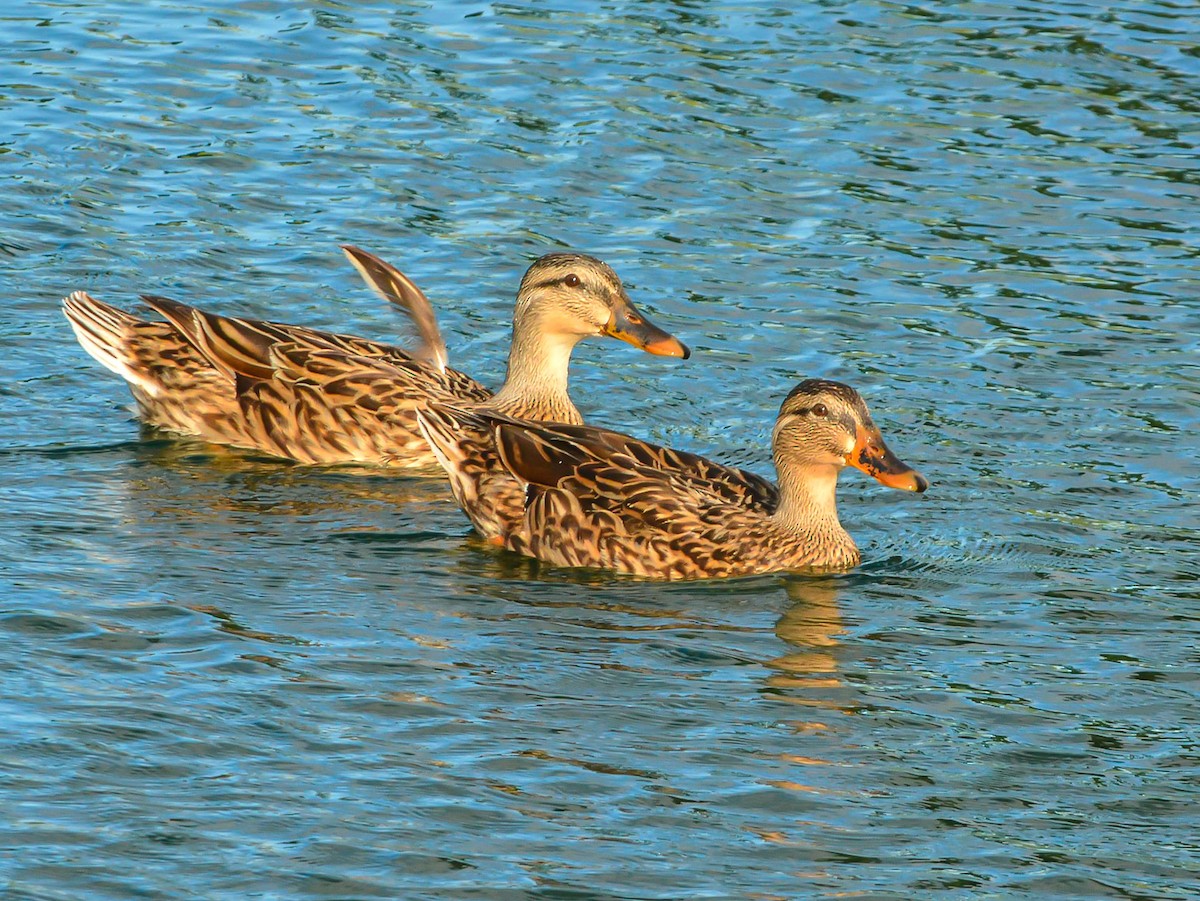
[419,379,927,580]
[63,290,489,464]
[416,405,778,542]
[63,248,687,468]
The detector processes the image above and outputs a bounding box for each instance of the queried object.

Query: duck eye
[812,403,828,418]
[563,273,581,288]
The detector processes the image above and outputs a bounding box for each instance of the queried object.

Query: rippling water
[3,1,1198,898]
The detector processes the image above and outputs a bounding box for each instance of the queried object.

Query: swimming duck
[63,247,689,467]
[417,379,927,579]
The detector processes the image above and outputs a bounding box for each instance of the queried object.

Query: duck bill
[848,425,929,493]
[603,302,690,359]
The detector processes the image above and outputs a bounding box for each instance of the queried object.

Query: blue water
[3,1,1198,898]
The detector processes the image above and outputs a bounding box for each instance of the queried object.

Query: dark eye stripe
[529,275,575,291]
[794,405,829,417]
[529,275,586,291]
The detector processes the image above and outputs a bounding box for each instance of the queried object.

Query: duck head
[773,378,928,493]
[513,253,689,359]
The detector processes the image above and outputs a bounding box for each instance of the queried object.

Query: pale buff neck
[487,319,585,425]
[769,459,858,564]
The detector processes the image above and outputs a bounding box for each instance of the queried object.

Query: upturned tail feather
[62,290,158,396]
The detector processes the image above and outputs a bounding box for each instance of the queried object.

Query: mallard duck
[63,247,689,467]
[417,379,928,579]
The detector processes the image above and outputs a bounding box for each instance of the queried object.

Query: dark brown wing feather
[493,423,596,489]
[226,344,485,467]
[508,450,775,579]
[142,294,285,381]
[533,423,779,513]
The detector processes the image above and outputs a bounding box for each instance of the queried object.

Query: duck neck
[770,460,856,558]
[489,319,584,425]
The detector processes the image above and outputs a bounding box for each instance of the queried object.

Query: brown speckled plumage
[63,247,688,468]
[420,380,928,580]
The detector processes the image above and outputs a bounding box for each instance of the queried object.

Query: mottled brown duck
[63,247,689,468]
[417,379,928,580]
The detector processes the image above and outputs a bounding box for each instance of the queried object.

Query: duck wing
[492,421,765,579]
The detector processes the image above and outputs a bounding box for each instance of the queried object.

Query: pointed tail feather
[415,407,480,508]
[62,290,159,393]
[342,244,448,373]
[415,406,467,479]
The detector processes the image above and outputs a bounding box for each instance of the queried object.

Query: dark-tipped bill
[603,302,690,359]
[848,425,928,493]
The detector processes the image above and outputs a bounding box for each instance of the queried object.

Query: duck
[62,246,689,468]
[416,378,928,580]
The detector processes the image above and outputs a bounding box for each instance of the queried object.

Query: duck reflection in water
[766,576,846,695]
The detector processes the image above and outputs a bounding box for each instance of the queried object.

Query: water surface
[2,1,1198,898]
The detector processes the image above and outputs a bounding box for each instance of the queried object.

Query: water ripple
[4,1,1199,898]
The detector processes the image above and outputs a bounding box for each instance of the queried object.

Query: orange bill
[848,424,928,493]
[604,301,690,359]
